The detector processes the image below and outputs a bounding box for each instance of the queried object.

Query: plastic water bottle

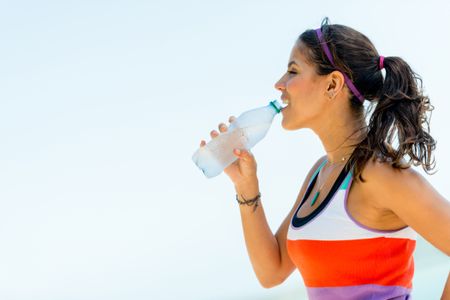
[192,100,282,178]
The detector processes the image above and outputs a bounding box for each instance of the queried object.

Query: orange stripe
[286,237,415,288]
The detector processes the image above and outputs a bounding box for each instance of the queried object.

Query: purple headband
[315,28,365,103]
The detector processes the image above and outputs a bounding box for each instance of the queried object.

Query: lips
[279,95,289,111]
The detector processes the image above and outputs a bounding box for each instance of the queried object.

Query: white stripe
[288,189,417,241]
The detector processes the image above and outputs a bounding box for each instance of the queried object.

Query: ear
[325,71,345,99]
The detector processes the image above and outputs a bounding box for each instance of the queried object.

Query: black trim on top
[291,160,352,228]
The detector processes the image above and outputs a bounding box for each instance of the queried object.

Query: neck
[313,110,367,164]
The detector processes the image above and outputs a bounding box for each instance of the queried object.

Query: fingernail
[235,149,241,155]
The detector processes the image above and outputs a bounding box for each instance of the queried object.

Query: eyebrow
[288,61,298,67]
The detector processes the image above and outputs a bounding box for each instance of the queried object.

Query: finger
[210,130,219,138]
[218,123,227,133]
[228,116,236,123]
[233,148,253,160]
[200,140,206,147]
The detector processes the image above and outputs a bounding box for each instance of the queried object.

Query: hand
[200,116,258,187]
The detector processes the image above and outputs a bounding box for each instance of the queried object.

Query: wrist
[234,178,260,200]
[235,192,261,212]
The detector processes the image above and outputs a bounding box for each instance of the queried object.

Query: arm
[442,272,450,300]
[235,156,327,288]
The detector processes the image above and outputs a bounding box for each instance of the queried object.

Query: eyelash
[287,70,297,75]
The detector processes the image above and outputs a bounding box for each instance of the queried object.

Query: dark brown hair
[299,18,436,182]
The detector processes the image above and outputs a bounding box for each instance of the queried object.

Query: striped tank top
[286,159,416,300]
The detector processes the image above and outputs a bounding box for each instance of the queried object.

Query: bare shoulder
[359,158,430,207]
[360,157,450,255]
[361,158,424,195]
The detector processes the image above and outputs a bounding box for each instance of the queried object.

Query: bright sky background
[0,0,449,299]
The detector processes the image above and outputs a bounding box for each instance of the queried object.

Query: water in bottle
[192,100,282,178]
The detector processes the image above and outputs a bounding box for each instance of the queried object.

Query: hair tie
[379,56,385,70]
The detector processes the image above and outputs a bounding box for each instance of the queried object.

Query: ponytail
[349,56,437,182]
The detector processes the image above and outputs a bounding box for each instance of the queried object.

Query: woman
[200,19,450,299]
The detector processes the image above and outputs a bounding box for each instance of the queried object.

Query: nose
[274,76,286,91]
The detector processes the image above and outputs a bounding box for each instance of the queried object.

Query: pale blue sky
[0,1,449,299]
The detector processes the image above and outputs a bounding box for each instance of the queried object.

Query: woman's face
[274,41,328,130]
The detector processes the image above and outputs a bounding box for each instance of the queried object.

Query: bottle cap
[269,100,282,113]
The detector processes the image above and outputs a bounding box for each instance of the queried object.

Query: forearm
[442,271,450,300]
[235,180,282,287]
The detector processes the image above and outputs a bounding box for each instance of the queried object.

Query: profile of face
[274,41,331,131]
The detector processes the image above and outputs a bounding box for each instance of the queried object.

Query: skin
[200,40,450,294]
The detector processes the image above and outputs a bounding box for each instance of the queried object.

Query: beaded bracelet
[236,193,261,212]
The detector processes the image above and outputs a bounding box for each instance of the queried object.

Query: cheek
[286,77,316,98]
[281,79,323,129]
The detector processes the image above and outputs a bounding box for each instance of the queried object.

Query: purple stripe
[307,284,411,300]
